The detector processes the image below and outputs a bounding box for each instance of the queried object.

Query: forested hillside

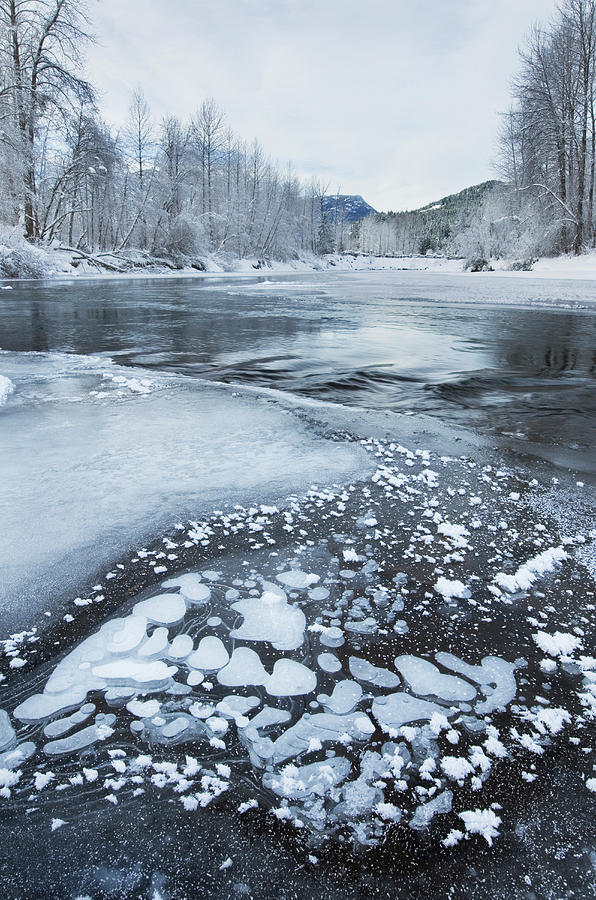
[350,182,505,257]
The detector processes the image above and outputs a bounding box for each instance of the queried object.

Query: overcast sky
[85,0,556,212]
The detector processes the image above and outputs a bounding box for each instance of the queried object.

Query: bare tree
[0,0,94,239]
[125,87,153,188]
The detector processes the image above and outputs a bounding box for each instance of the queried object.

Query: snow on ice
[0,431,593,853]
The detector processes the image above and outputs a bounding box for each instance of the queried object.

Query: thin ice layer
[0,353,370,629]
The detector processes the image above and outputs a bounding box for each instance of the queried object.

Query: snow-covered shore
[0,241,463,280]
[3,239,596,283]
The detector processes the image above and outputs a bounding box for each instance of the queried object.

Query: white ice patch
[108,616,148,655]
[188,637,229,671]
[14,687,88,724]
[217,648,269,687]
[435,652,518,714]
[138,627,169,658]
[395,655,477,703]
[410,790,453,829]
[126,699,161,718]
[0,375,14,406]
[318,653,342,674]
[168,634,193,660]
[349,657,400,688]
[276,570,320,590]
[92,660,178,688]
[0,710,16,752]
[372,693,450,731]
[318,680,363,714]
[229,592,306,651]
[0,353,369,628]
[132,594,187,625]
[266,659,317,697]
[43,715,116,755]
[163,574,211,605]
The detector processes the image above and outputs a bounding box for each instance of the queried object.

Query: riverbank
[3,239,596,282]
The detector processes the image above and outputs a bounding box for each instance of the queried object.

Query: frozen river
[0,271,594,899]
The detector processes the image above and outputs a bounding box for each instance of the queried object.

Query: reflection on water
[1,271,595,449]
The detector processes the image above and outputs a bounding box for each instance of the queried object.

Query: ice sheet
[0,352,370,630]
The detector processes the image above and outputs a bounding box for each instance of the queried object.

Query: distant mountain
[321,194,377,225]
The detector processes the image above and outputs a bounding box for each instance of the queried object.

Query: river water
[0,271,595,900]
[1,270,595,455]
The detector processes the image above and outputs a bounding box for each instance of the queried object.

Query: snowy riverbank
[3,235,596,282]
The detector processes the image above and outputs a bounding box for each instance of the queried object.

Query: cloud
[85,0,555,210]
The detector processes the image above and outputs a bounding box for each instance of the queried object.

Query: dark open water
[1,270,595,456]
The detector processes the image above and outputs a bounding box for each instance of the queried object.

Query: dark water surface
[1,270,595,453]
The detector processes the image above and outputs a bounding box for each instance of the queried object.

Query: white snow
[458,808,502,846]
[532,631,582,657]
[437,521,470,548]
[263,758,351,799]
[433,577,468,600]
[441,756,474,781]
[494,546,568,594]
